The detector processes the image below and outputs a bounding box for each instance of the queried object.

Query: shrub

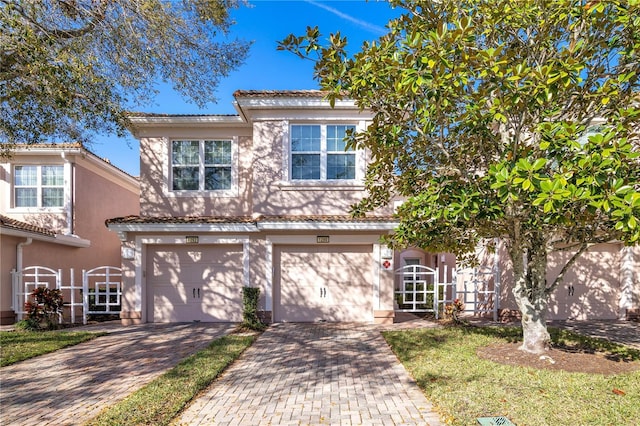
[24,287,64,330]
[241,287,265,331]
[443,298,465,323]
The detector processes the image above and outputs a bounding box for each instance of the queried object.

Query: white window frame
[12,164,66,211]
[284,122,366,185]
[167,138,238,198]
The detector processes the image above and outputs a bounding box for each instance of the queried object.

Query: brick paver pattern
[0,323,235,426]
[178,323,443,426]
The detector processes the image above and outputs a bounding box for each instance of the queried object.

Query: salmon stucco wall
[251,121,388,217]
[138,130,253,217]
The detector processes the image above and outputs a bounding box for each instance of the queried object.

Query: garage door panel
[147,245,243,323]
[275,245,373,322]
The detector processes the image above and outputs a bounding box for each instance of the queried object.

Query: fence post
[493,265,500,322]
[69,268,75,324]
[434,267,439,319]
[82,269,88,325]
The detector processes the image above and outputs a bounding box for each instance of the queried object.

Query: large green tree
[280,0,640,353]
[0,0,250,156]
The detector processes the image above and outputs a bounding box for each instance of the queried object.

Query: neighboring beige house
[107,90,639,325]
[0,144,139,324]
[475,240,639,321]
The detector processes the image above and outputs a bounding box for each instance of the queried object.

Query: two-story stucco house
[0,143,139,324]
[107,90,406,325]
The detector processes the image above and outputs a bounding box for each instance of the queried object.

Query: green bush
[23,287,64,330]
[241,287,265,331]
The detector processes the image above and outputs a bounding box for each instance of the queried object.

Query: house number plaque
[316,236,330,243]
[185,236,199,244]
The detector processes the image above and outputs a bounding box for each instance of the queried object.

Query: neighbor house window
[14,165,65,208]
[171,140,233,191]
[290,124,356,180]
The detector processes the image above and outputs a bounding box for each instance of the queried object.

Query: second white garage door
[147,245,244,322]
[273,245,373,322]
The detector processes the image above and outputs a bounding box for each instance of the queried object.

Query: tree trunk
[509,235,551,354]
[514,289,551,354]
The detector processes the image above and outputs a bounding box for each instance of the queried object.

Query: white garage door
[147,245,243,322]
[274,245,373,322]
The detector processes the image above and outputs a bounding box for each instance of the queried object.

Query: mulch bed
[477,342,640,375]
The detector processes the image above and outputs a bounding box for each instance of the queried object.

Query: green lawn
[85,333,256,426]
[383,326,640,426]
[0,330,105,366]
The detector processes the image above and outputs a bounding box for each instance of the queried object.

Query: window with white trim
[171,140,233,191]
[14,165,65,208]
[290,124,356,181]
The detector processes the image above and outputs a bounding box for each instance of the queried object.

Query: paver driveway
[178,323,443,426]
[0,323,235,426]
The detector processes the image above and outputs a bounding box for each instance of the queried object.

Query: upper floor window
[290,124,356,181]
[171,140,233,191]
[14,165,64,208]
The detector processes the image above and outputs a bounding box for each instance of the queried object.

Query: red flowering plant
[443,298,465,324]
[23,287,64,330]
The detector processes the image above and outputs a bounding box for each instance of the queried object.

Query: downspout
[14,238,33,319]
[16,238,33,273]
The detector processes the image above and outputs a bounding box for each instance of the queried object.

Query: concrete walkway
[0,322,235,426]
[178,323,443,426]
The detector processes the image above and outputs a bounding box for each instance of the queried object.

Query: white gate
[82,266,122,323]
[11,266,62,321]
[11,266,122,324]
[394,264,454,319]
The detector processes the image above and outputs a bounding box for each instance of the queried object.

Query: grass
[0,330,105,366]
[383,326,640,426]
[85,333,256,426]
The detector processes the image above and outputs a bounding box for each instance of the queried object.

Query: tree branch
[545,241,589,295]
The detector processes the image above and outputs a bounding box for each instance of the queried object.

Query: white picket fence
[455,267,501,321]
[11,265,122,325]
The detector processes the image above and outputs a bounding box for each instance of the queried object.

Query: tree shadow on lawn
[458,324,640,374]
[384,324,640,377]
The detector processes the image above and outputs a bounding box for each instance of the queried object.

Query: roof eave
[257,221,399,231]
[128,115,247,128]
[0,228,91,247]
[106,222,260,233]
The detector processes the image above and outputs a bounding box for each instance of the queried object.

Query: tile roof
[0,215,56,237]
[106,215,395,225]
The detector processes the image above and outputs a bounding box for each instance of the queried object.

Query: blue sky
[91,0,401,176]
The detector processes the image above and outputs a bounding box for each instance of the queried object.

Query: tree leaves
[0,0,250,152]
[279,0,640,251]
